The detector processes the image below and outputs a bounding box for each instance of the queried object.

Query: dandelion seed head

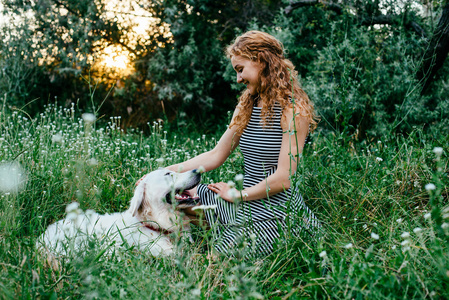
[81,113,96,123]
[51,133,63,143]
[425,183,436,191]
[0,162,26,193]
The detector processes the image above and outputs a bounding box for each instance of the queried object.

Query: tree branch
[285,0,427,38]
[285,0,343,15]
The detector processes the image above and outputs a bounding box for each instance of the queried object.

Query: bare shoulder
[280,103,309,133]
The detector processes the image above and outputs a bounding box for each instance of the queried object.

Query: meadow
[0,103,448,299]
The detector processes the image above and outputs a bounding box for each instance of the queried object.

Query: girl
[167,30,320,256]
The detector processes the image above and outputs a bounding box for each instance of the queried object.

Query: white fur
[37,169,200,258]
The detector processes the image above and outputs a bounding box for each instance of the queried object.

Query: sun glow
[92,0,172,78]
[98,45,134,76]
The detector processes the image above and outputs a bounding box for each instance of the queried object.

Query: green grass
[0,103,448,299]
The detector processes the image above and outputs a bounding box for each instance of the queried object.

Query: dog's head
[128,168,201,225]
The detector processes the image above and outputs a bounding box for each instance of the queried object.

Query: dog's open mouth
[165,189,200,207]
[175,190,200,207]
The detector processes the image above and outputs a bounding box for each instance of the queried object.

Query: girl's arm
[167,108,242,173]
[209,104,308,202]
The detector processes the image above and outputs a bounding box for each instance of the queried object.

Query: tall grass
[0,103,447,299]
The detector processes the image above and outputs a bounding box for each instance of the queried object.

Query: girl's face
[231,55,262,96]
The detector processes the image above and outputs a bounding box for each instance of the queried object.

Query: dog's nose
[192,169,199,174]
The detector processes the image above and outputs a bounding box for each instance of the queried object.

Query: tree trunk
[417,3,449,94]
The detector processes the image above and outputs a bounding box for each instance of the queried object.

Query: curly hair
[226,30,318,133]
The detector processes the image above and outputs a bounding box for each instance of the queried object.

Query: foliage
[1,0,449,134]
[0,103,448,299]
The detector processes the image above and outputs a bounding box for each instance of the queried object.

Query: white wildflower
[424,213,431,220]
[400,232,410,239]
[0,162,26,193]
[392,245,396,250]
[51,133,63,143]
[443,213,449,219]
[396,180,402,185]
[227,188,239,199]
[191,289,201,296]
[235,174,244,182]
[198,165,205,173]
[363,224,368,229]
[155,158,165,164]
[344,243,353,249]
[442,223,449,229]
[413,227,422,234]
[396,218,403,224]
[87,158,98,166]
[227,181,235,188]
[82,113,96,123]
[319,250,327,258]
[376,157,383,162]
[371,232,380,240]
[192,204,218,211]
[66,202,80,213]
[432,147,443,156]
[401,240,410,246]
[425,183,436,191]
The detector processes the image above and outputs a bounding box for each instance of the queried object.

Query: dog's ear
[128,181,147,217]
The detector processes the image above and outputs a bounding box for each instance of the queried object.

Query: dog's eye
[164,172,171,176]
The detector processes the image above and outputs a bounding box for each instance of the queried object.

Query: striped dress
[197,104,320,257]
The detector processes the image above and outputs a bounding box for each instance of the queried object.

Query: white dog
[37,168,201,259]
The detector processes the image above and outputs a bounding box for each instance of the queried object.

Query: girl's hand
[208,182,237,203]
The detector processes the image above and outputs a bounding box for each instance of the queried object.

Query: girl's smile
[231,55,262,96]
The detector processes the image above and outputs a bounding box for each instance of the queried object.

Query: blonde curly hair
[226,30,318,133]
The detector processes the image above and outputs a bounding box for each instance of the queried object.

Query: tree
[417,1,449,93]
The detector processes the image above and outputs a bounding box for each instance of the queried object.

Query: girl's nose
[237,74,243,83]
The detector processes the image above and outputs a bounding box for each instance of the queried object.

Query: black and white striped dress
[197,104,320,257]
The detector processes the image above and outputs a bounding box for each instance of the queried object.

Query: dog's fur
[36,168,201,258]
